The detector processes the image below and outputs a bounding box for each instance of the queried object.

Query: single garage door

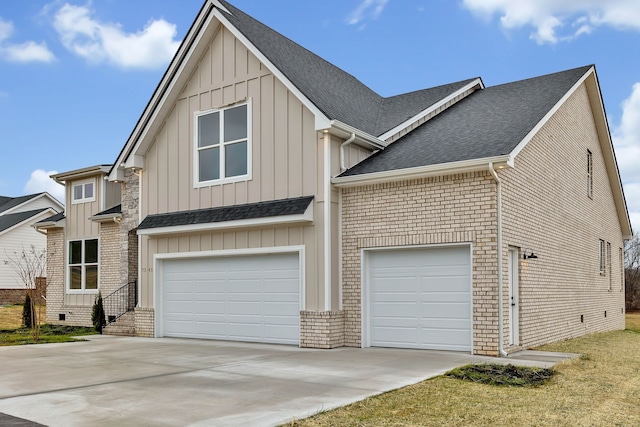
[367,246,471,352]
[161,252,300,345]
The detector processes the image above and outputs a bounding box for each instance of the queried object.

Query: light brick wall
[342,173,499,355]
[99,222,121,297]
[300,311,344,348]
[135,307,154,337]
[500,83,626,349]
[45,228,65,324]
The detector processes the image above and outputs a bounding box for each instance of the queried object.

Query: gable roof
[340,66,592,177]
[0,209,49,234]
[109,0,479,179]
[0,193,64,216]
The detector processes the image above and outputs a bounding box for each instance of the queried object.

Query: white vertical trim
[508,247,520,346]
[323,131,331,311]
[338,188,343,311]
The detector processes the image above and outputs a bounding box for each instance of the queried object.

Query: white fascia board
[52,165,110,184]
[329,120,387,150]
[108,4,215,182]
[331,156,512,188]
[90,213,123,223]
[209,0,230,14]
[510,67,593,159]
[138,203,314,236]
[214,10,332,131]
[378,78,484,142]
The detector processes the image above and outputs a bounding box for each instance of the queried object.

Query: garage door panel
[162,253,300,345]
[369,246,471,352]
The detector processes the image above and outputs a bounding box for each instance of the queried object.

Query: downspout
[488,162,508,357]
[340,133,356,172]
[324,131,332,311]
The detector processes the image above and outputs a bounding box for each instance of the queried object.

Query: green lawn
[286,314,640,427]
[0,304,96,345]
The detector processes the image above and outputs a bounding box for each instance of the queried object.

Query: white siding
[0,214,50,289]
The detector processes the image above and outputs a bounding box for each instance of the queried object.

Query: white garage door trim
[154,246,305,341]
[361,243,473,352]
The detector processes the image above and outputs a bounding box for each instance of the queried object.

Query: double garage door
[161,253,300,345]
[367,246,472,352]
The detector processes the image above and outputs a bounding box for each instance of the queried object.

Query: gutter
[488,162,508,357]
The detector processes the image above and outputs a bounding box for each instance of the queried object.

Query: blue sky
[0,0,639,232]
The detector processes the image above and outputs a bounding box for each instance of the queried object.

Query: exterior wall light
[523,248,538,259]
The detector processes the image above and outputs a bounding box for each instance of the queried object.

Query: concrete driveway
[0,335,574,427]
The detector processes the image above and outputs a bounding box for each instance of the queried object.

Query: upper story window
[587,150,593,198]
[72,179,95,204]
[194,102,251,187]
[599,239,606,275]
[68,238,99,292]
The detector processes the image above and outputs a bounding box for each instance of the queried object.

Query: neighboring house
[0,193,63,304]
[38,0,632,356]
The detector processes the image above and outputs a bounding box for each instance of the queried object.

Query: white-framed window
[599,239,606,275]
[607,242,612,289]
[68,239,99,292]
[194,101,251,187]
[72,179,95,204]
[587,150,593,198]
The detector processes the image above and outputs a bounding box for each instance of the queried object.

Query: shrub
[91,292,106,333]
[446,364,555,387]
[22,293,35,329]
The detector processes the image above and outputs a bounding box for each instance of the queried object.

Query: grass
[285,314,640,427]
[0,304,96,346]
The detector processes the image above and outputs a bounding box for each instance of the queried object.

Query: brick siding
[300,311,345,348]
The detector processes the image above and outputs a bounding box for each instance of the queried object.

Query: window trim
[587,150,593,199]
[620,247,624,292]
[607,241,612,289]
[193,100,252,188]
[66,238,100,293]
[71,179,96,204]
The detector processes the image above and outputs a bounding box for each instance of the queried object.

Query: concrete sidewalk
[0,335,577,427]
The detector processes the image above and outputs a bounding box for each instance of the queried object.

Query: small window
[195,102,251,186]
[68,239,99,291]
[620,247,624,291]
[72,180,95,204]
[607,242,612,289]
[587,150,593,198]
[599,239,605,275]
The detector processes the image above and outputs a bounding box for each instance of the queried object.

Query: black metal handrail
[103,280,138,325]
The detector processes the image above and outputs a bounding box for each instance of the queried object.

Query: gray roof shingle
[138,196,314,230]
[341,66,592,177]
[0,209,48,233]
[95,205,122,216]
[36,212,65,224]
[0,194,42,215]
[217,1,473,137]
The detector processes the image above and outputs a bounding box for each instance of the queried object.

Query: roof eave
[52,165,111,184]
[90,213,123,223]
[329,120,387,150]
[332,155,513,188]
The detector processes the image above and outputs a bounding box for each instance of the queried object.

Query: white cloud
[52,3,180,69]
[0,18,55,63]
[461,0,640,44]
[24,169,65,204]
[346,0,390,26]
[613,83,640,234]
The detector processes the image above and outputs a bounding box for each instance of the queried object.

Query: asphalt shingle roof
[0,209,48,233]
[341,66,592,177]
[95,205,122,216]
[138,196,314,230]
[0,194,42,215]
[218,1,474,137]
[36,212,65,224]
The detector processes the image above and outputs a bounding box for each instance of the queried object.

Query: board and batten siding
[137,26,347,312]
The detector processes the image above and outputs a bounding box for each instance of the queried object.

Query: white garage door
[161,252,300,345]
[367,246,471,352]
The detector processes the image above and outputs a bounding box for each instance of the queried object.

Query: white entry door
[366,245,472,352]
[508,247,520,345]
[161,252,300,345]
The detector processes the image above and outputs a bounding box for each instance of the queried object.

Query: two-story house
[39,0,632,356]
